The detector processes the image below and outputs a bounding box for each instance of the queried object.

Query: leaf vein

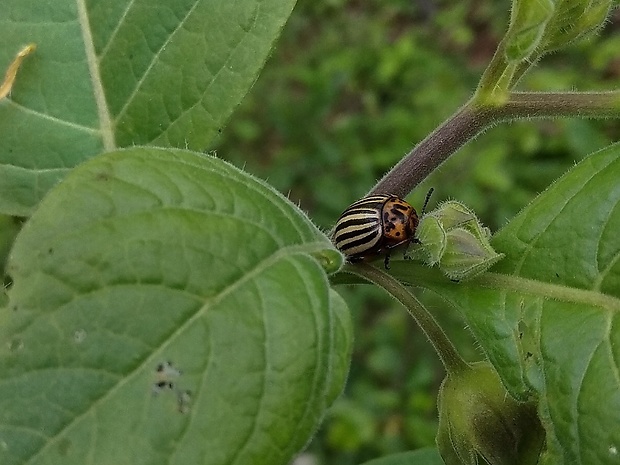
[76,0,115,149]
[478,273,620,311]
[114,0,201,124]
[145,2,262,144]
[20,243,328,463]
[229,278,268,465]
[97,0,138,61]
[2,100,101,134]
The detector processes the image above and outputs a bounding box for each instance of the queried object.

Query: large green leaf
[0,0,296,216]
[393,143,620,464]
[0,147,351,465]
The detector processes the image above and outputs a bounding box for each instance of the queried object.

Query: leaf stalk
[343,262,469,375]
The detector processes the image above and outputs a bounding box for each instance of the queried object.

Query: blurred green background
[212,1,620,464]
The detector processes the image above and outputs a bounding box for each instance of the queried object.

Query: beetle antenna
[422,188,434,215]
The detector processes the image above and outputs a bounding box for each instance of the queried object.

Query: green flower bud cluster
[505,0,614,64]
[411,201,504,281]
[537,0,613,54]
[505,0,554,62]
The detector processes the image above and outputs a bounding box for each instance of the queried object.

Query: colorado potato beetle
[333,194,421,269]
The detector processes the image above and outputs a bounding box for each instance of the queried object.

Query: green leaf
[0,0,296,216]
[358,447,444,465]
[0,147,351,465]
[325,290,355,406]
[396,143,620,464]
[0,214,21,272]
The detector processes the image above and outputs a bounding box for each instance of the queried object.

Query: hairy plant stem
[343,262,468,375]
[370,90,620,198]
[475,36,516,101]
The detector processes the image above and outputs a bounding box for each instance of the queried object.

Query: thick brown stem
[369,91,620,198]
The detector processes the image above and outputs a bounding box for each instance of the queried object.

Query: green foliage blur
[213,1,620,463]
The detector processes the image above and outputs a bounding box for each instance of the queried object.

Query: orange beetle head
[382,197,419,246]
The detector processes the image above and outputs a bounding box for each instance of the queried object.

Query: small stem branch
[344,263,469,375]
[370,90,620,198]
[503,90,620,119]
[475,37,514,101]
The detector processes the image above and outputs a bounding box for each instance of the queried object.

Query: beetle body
[333,194,419,267]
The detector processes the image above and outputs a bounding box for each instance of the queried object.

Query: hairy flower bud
[413,201,503,280]
[436,362,544,465]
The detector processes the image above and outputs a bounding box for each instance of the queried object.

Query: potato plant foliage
[0,1,619,465]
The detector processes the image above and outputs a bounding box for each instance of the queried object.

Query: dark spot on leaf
[156,361,180,375]
[152,380,175,396]
[155,381,174,390]
[94,171,111,181]
[153,361,182,395]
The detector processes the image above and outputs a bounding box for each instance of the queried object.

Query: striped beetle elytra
[333,194,420,269]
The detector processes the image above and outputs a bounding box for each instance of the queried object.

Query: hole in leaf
[73,329,87,344]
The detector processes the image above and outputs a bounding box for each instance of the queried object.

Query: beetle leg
[403,242,411,260]
[384,251,391,270]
